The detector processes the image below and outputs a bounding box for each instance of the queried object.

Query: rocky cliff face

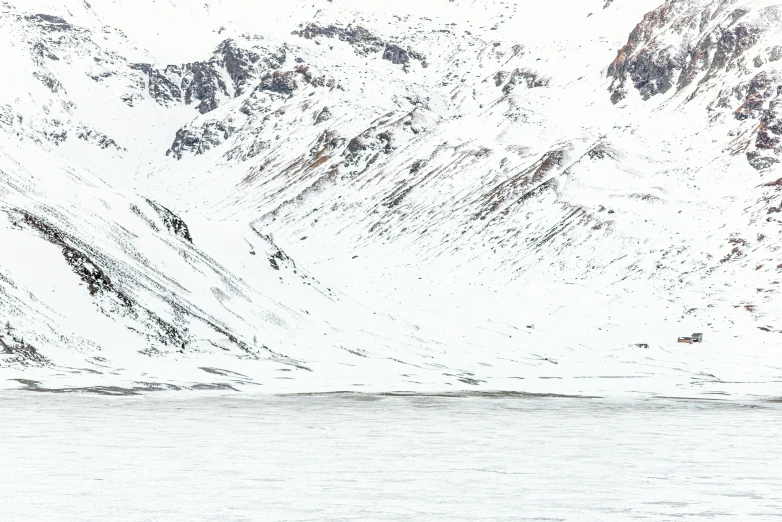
[608,2,761,102]
[295,23,427,71]
[608,1,782,170]
[133,39,287,114]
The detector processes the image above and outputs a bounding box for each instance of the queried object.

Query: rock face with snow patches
[1,0,781,397]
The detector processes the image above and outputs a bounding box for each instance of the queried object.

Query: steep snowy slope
[1,0,781,398]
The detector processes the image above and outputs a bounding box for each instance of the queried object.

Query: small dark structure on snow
[677,333,704,344]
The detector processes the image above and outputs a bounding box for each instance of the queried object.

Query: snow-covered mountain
[1,0,781,398]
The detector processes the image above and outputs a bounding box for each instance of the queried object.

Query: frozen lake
[1,392,781,521]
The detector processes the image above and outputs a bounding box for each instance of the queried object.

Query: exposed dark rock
[382,44,427,72]
[25,14,73,32]
[256,65,336,97]
[494,70,510,87]
[343,129,395,167]
[15,212,201,353]
[410,159,427,174]
[587,143,614,160]
[21,212,131,303]
[500,68,549,94]
[733,72,777,121]
[11,381,213,395]
[295,23,385,55]
[475,149,565,220]
[144,199,193,243]
[130,63,182,106]
[457,376,485,386]
[295,23,426,71]
[33,72,64,94]
[747,151,780,171]
[130,204,160,232]
[76,126,123,151]
[1,338,51,366]
[315,106,333,124]
[183,61,229,113]
[166,121,234,159]
[133,39,286,114]
[32,42,59,62]
[607,2,779,170]
[260,70,298,95]
[756,128,780,150]
[269,249,295,271]
[191,383,238,391]
[376,131,394,153]
[223,132,270,162]
[216,39,263,95]
[310,129,345,157]
[728,72,782,167]
[43,127,68,145]
[608,4,757,103]
[678,23,757,92]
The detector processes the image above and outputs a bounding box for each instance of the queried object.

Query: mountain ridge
[1,0,781,398]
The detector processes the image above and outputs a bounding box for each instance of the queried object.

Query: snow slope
[1,0,781,398]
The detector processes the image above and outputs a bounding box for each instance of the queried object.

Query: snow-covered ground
[1,393,781,521]
[1,0,782,398]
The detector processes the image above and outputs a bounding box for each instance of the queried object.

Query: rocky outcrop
[295,23,427,71]
[709,32,782,170]
[268,249,295,271]
[167,62,339,160]
[474,149,566,221]
[17,210,196,351]
[145,199,193,243]
[76,126,124,151]
[495,68,549,94]
[608,2,758,103]
[295,24,385,55]
[222,129,270,163]
[33,72,64,94]
[20,211,131,302]
[133,39,286,114]
[608,1,782,170]
[315,106,333,124]
[130,63,181,105]
[382,44,428,72]
[343,129,396,169]
[311,129,346,156]
[257,65,338,96]
[24,14,73,32]
[215,39,271,95]
[259,70,298,95]
[678,23,757,92]
[166,121,235,159]
[607,2,689,103]
[182,61,230,114]
[1,337,51,367]
[731,71,782,170]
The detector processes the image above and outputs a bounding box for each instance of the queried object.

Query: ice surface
[1,393,781,521]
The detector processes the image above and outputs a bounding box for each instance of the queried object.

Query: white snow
[1,393,781,521]
[1,0,781,399]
